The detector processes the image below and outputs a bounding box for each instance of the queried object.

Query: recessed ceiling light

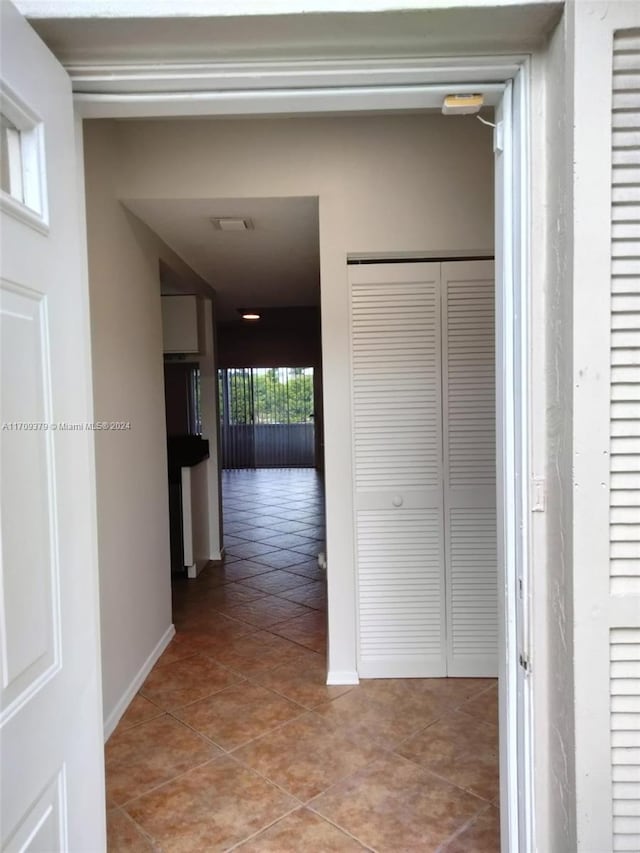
[241,312,261,321]
[211,217,253,231]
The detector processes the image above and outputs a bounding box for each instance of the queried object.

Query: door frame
[71,53,533,851]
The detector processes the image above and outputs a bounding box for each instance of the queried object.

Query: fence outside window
[218,367,315,468]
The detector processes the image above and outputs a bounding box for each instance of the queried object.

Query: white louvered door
[610,30,640,853]
[442,261,497,676]
[349,260,497,679]
[350,262,447,677]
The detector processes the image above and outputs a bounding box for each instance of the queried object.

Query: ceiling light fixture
[241,312,261,321]
[211,217,253,231]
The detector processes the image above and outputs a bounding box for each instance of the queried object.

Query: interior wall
[532,11,576,852]
[83,120,212,730]
[87,112,494,682]
[217,316,321,369]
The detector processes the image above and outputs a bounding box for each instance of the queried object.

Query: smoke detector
[211,217,253,231]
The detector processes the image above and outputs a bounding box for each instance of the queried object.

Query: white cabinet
[349,259,496,678]
[162,294,202,354]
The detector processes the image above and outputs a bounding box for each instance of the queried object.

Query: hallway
[105,469,499,852]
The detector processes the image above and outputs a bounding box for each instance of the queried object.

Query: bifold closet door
[349,262,447,677]
[442,260,497,677]
[350,259,497,679]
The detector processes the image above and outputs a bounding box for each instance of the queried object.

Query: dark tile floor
[105,468,500,852]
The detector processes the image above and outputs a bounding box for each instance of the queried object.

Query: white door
[349,259,497,680]
[350,261,447,678]
[0,3,106,850]
[441,260,497,677]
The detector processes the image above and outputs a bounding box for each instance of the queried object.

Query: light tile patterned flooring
[106,468,500,852]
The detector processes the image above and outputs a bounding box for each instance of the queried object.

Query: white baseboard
[103,623,175,741]
[326,670,360,685]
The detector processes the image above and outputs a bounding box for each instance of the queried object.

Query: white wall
[83,120,211,731]
[531,11,576,851]
[87,112,494,682]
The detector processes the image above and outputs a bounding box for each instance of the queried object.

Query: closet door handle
[392,495,404,507]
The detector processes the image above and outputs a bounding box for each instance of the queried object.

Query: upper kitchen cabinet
[162,294,203,354]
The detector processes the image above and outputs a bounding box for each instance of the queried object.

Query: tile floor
[106,468,500,852]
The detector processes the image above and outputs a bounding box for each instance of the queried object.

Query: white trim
[512,61,535,853]
[0,79,48,229]
[16,1,562,19]
[68,55,525,94]
[70,49,533,849]
[102,623,175,741]
[74,82,505,120]
[326,670,360,685]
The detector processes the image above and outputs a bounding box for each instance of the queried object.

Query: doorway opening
[85,75,532,852]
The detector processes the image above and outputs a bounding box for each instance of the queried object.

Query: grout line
[117,755,220,810]
[108,806,159,849]
[388,749,498,805]
[304,806,379,852]
[222,804,303,852]
[222,749,308,806]
[434,801,495,852]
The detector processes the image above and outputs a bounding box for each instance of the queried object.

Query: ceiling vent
[211,217,253,231]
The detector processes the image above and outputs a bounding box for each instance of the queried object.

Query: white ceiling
[124,196,320,322]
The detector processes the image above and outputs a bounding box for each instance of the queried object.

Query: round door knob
[392,495,403,507]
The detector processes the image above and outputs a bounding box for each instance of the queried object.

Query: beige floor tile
[124,755,297,852]
[184,582,267,610]
[285,561,325,581]
[276,581,327,610]
[114,695,163,734]
[106,808,155,852]
[239,570,314,595]
[459,684,499,727]
[105,715,221,806]
[397,710,499,801]
[315,682,446,748]
[217,561,276,582]
[443,805,501,852]
[311,752,486,853]
[140,653,243,710]
[224,596,314,629]
[271,610,326,653]
[106,472,500,850]
[413,677,497,707]
[233,712,382,801]
[173,682,304,750]
[173,610,256,640]
[253,653,352,709]
[212,630,314,678]
[235,807,368,851]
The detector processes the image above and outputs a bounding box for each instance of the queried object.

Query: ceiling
[124,196,320,323]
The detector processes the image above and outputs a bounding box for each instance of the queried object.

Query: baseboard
[208,546,225,563]
[103,623,176,742]
[326,670,360,685]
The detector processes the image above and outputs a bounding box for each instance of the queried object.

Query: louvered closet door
[350,262,446,678]
[442,261,497,677]
[610,31,640,852]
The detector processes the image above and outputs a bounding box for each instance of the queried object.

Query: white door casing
[0,2,105,850]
